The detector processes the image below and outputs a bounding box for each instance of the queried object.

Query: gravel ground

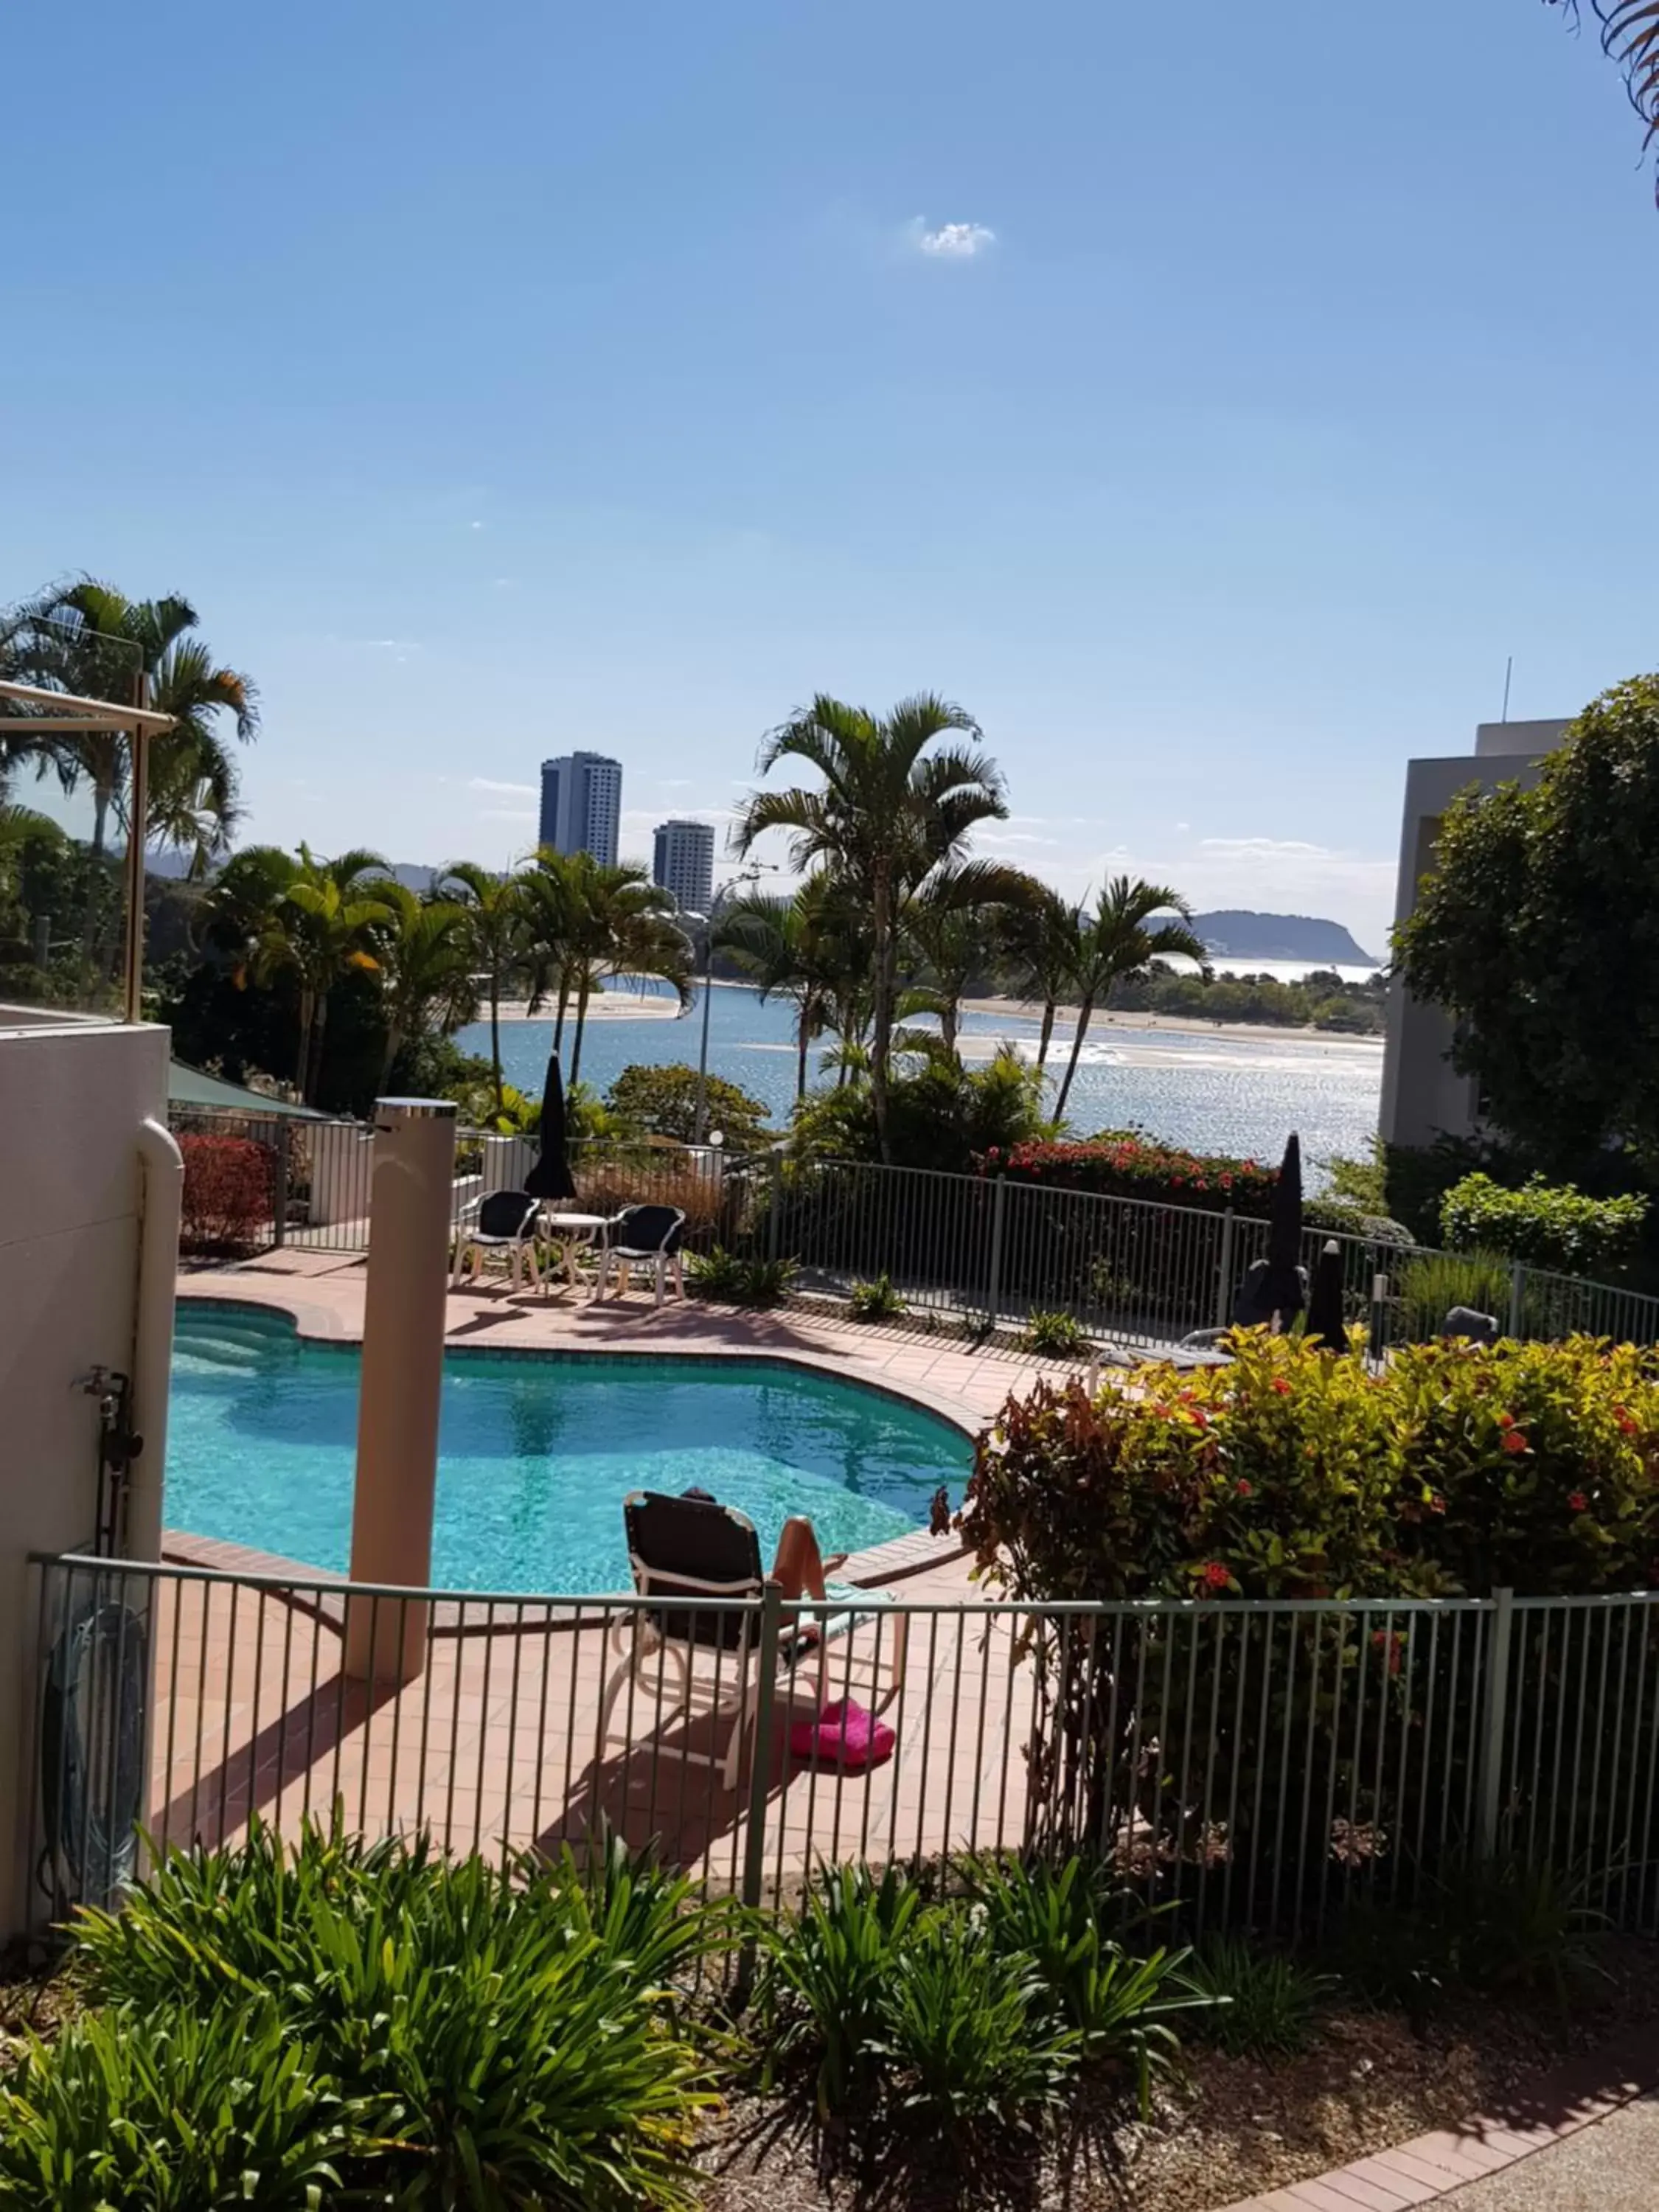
[700,1940,1659,2212]
[1434,2093,1659,2211]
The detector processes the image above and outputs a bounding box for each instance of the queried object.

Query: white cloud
[468,776,537,797]
[911,218,996,260]
[470,520,484,530]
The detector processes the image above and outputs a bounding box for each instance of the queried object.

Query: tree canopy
[1394,675,1659,1171]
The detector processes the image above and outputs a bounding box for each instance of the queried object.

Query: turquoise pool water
[165,1304,970,1595]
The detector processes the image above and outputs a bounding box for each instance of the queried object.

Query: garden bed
[700,1938,1659,2211]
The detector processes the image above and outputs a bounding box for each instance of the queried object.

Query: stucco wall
[0,1013,169,1933]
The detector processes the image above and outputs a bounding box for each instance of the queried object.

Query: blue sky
[6,0,1656,953]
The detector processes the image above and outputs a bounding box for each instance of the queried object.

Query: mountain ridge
[1189,910,1379,965]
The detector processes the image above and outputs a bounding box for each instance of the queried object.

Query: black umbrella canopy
[1261,1132,1305,1321]
[523,1053,577,1201]
[1307,1239,1347,1352]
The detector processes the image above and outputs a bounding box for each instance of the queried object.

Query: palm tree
[255,846,392,1104]
[443,861,527,1110]
[901,860,1046,1057]
[1548,4,1659,170]
[4,580,257,869]
[734,693,1006,1158]
[368,880,479,1090]
[559,858,692,1085]
[516,848,582,1051]
[717,874,848,1102]
[1005,883,1082,1071]
[1051,878,1212,1121]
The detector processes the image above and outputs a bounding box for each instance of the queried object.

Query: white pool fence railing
[166,1104,1659,1358]
[28,1551,1659,1945]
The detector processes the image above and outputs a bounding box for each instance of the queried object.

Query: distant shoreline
[961,995,1384,1052]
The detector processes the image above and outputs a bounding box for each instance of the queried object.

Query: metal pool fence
[167,1105,1659,1355]
[29,1552,1659,1943]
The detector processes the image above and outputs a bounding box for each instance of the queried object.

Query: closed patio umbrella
[1261,1131,1305,1326]
[523,1052,578,1201]
[1307,1238,1347,1352]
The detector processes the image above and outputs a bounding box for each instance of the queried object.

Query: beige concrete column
[344,1098,458,1684]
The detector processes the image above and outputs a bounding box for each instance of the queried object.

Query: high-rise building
[651,819,716,914]
[538,752,622,866]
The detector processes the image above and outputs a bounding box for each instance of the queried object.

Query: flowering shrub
[178,1134,273,1255]
[961,1333,1659,1883]
[1440,1172,1649,1279]
[978,1137,1279,1216]
[960,1331,1659,1603]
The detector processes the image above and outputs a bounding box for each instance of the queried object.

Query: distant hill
[1189,911,1379,966]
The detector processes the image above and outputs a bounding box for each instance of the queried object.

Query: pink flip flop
[788,1697,895,1770]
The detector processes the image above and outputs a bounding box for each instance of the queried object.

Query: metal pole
[121,675,149,1023]
[694,921,714,1145]
[1478,1587,1515,1857]
[1508,1262,1526,1342]
[737,1579,784,1987]
[1214,1208,1236,1331]
[985,1175,1008,1332]
[271,1127,288,1251]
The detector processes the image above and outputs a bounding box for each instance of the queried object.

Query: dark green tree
[1394,676,1659,1171]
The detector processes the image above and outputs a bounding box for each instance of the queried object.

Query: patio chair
[451,1188,542,1292]
[596,1491,799,1790]
[594,1203,686,1307]
[594,1492,909,1791]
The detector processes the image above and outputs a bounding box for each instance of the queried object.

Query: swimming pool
[164,1304,971,1595]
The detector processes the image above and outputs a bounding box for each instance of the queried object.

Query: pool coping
[168,1285,978,1599]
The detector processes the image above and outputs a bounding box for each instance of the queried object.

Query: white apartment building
[538,752,622,866]
[651,818,715,913]
[1378,717,1571,1149]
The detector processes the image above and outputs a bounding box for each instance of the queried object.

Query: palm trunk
[307,992,330,1108]
[568,975,591,1086]
[296,989,316,1105]
[489,970,503,1110]
[1037,995,1057,1069]
[553,968,571,1056]
[796,1010,810,1102]
[941,996,959,1057]
[1054,995,1095,1121]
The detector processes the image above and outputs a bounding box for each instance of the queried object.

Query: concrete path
[1433,2091,1659,2210]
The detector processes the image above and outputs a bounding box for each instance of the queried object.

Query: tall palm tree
[4,580,257,869]
[1005,883,1082,1071]
[443,860,527,1110]
[517,848,582,1051]
[255,846,392,1104]
[717,874,849,1102]
[368,880,479,1090]
[1549,4,1659,170]
[733,693,1006,1158]
[559,858,692,1085]
[901,860,1046,1057]
[1051,878,1212,1121]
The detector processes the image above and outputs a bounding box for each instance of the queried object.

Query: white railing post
[1477,1586,1515,1858]
[984,1175,1008,1331]
[1214,1208,1236,1330]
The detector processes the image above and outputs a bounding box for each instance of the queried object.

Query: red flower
[1429,1493,1447,1515]
[1502,1430,1528,1455]
[1271,1377,1293,1397]
[1615,1407,1640,1438]
[1202,1560,1231,1589]
[1497,1411,1515,1430]
[1568,1491,1589,1514]
[1187,1405,1209,1429]
[1236,1478,1253,1497]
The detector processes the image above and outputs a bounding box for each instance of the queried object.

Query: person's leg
[771,1517,846,1601]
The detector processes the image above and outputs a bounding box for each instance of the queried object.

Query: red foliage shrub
[976,1136,1279,1215]
[179,1133,273,1254]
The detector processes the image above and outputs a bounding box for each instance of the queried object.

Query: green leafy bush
[876,1914,1077,2134]
[846,1270,906,1322]
[606,1062,773,1150]
[790,1047,1050,1174]
[1021,1309,1090,1357]
[686,1246,797,1308]
[757,1864,924,2121]
[0,2003,349,2211]
[71,1818,719,2211]
[1396,1248,1515,1341]
[1184,1937,1332,2058]
[1441,1172,1648,1278]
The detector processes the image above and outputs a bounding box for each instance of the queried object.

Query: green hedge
[1441,1172,1648,1278]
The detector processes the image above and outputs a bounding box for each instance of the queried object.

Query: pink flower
[1235,1478,1253,1498]
[1202,1560,1231,1590]
[1568,1491,1588,1514]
